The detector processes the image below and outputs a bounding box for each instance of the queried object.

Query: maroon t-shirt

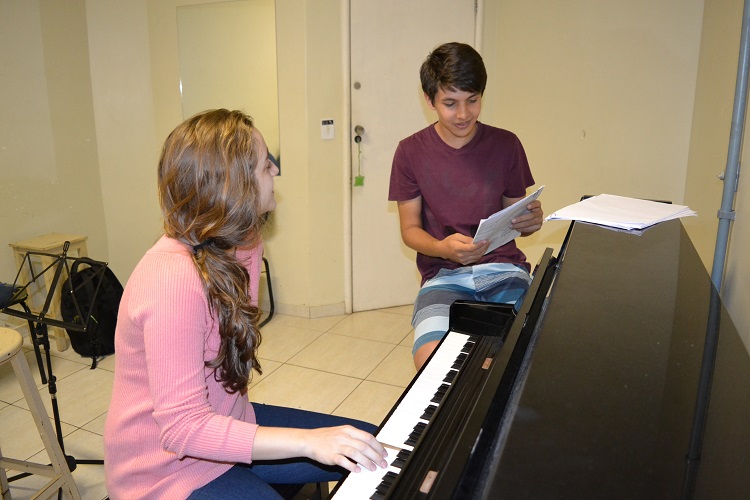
[389,122,535,284]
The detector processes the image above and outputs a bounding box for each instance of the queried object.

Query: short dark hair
[420,42,487,104]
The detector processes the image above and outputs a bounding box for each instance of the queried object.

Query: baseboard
[259,299,346,319]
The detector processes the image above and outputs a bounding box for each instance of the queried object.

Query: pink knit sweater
[104,236,263,499]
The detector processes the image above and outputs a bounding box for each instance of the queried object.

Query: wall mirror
[176,0,280,162]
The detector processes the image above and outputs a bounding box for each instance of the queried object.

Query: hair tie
[193,238,214,254]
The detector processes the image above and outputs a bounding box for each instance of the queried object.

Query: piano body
[333,219,750,499]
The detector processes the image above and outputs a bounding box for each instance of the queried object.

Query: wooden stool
[8,234,89,351]
[0,327,81,499]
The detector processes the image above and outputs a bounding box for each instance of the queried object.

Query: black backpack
[60,257,123,368]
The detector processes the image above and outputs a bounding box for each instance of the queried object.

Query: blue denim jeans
[187,403,377,499]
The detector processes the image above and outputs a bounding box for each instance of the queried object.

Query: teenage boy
[389,42,543,370]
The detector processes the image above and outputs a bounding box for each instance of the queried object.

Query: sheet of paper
[545,194,696,230]
[473,185,544,255]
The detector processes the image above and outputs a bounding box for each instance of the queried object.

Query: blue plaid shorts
[411,263,531,355]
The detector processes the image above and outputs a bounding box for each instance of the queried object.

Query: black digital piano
[332,219,750,499]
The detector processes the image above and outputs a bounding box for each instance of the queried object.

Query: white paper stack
[545,194,696,230]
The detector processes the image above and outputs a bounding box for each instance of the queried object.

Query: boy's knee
[413,340,440,371]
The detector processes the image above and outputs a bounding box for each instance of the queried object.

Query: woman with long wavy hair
[104,109,387,499]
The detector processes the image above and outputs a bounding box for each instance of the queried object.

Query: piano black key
[372,471,399,500]
[382,471,398,486]
[374,483,386,496]
[420,405,437,421]
[431,383,450,404]
[406,422,427,447]
[371,471,398,498]
[444,369,459,383]
[461,340,475,353]
[393,449,411,469]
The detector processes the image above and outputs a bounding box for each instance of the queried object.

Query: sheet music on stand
[545,193,696,231]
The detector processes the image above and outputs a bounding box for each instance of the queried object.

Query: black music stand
[0,241,108,495]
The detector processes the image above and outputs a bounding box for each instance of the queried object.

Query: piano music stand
[0,241,108,495]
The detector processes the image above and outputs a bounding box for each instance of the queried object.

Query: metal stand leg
[259,257,275,328]
[21,300,48,384]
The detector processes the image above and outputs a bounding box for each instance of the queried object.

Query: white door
[350,0,477,311]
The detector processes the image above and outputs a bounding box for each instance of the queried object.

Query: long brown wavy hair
[157,109,264,393]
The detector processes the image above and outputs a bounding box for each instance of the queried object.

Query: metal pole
[711,0,750,292]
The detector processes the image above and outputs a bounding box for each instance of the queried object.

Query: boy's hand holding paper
[473,186,545,255]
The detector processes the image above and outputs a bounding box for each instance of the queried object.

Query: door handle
[354,125,365,143]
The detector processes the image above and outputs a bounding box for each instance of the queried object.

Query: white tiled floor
[0,305,416,499]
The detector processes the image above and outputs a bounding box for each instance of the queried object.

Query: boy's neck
[433,121,479,149]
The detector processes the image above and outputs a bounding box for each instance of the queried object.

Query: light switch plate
[321,119,334,140]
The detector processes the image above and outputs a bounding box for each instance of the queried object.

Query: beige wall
[684,0,750,346]
[2,0,748,341]
[480,1,705,267]
[684,0,740,264]
[0,0,108,286]
[85,0,162,283]
[176,0,280,157]
[273,0,349,317]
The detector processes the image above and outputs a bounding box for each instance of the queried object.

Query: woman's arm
[254,425,388,473]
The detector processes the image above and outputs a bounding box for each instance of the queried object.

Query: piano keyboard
[376,332,474,450]
[329,447,402,499]
[331,331,477,499]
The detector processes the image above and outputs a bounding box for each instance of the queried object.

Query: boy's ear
[423,92,436,110]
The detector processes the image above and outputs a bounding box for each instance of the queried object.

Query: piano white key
[376,332,471,450]
[331,450,401,499]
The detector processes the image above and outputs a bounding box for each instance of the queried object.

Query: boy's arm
[397,196,489,265]
[505,196,544,236]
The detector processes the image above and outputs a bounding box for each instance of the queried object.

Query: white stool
[0,327,81,499]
